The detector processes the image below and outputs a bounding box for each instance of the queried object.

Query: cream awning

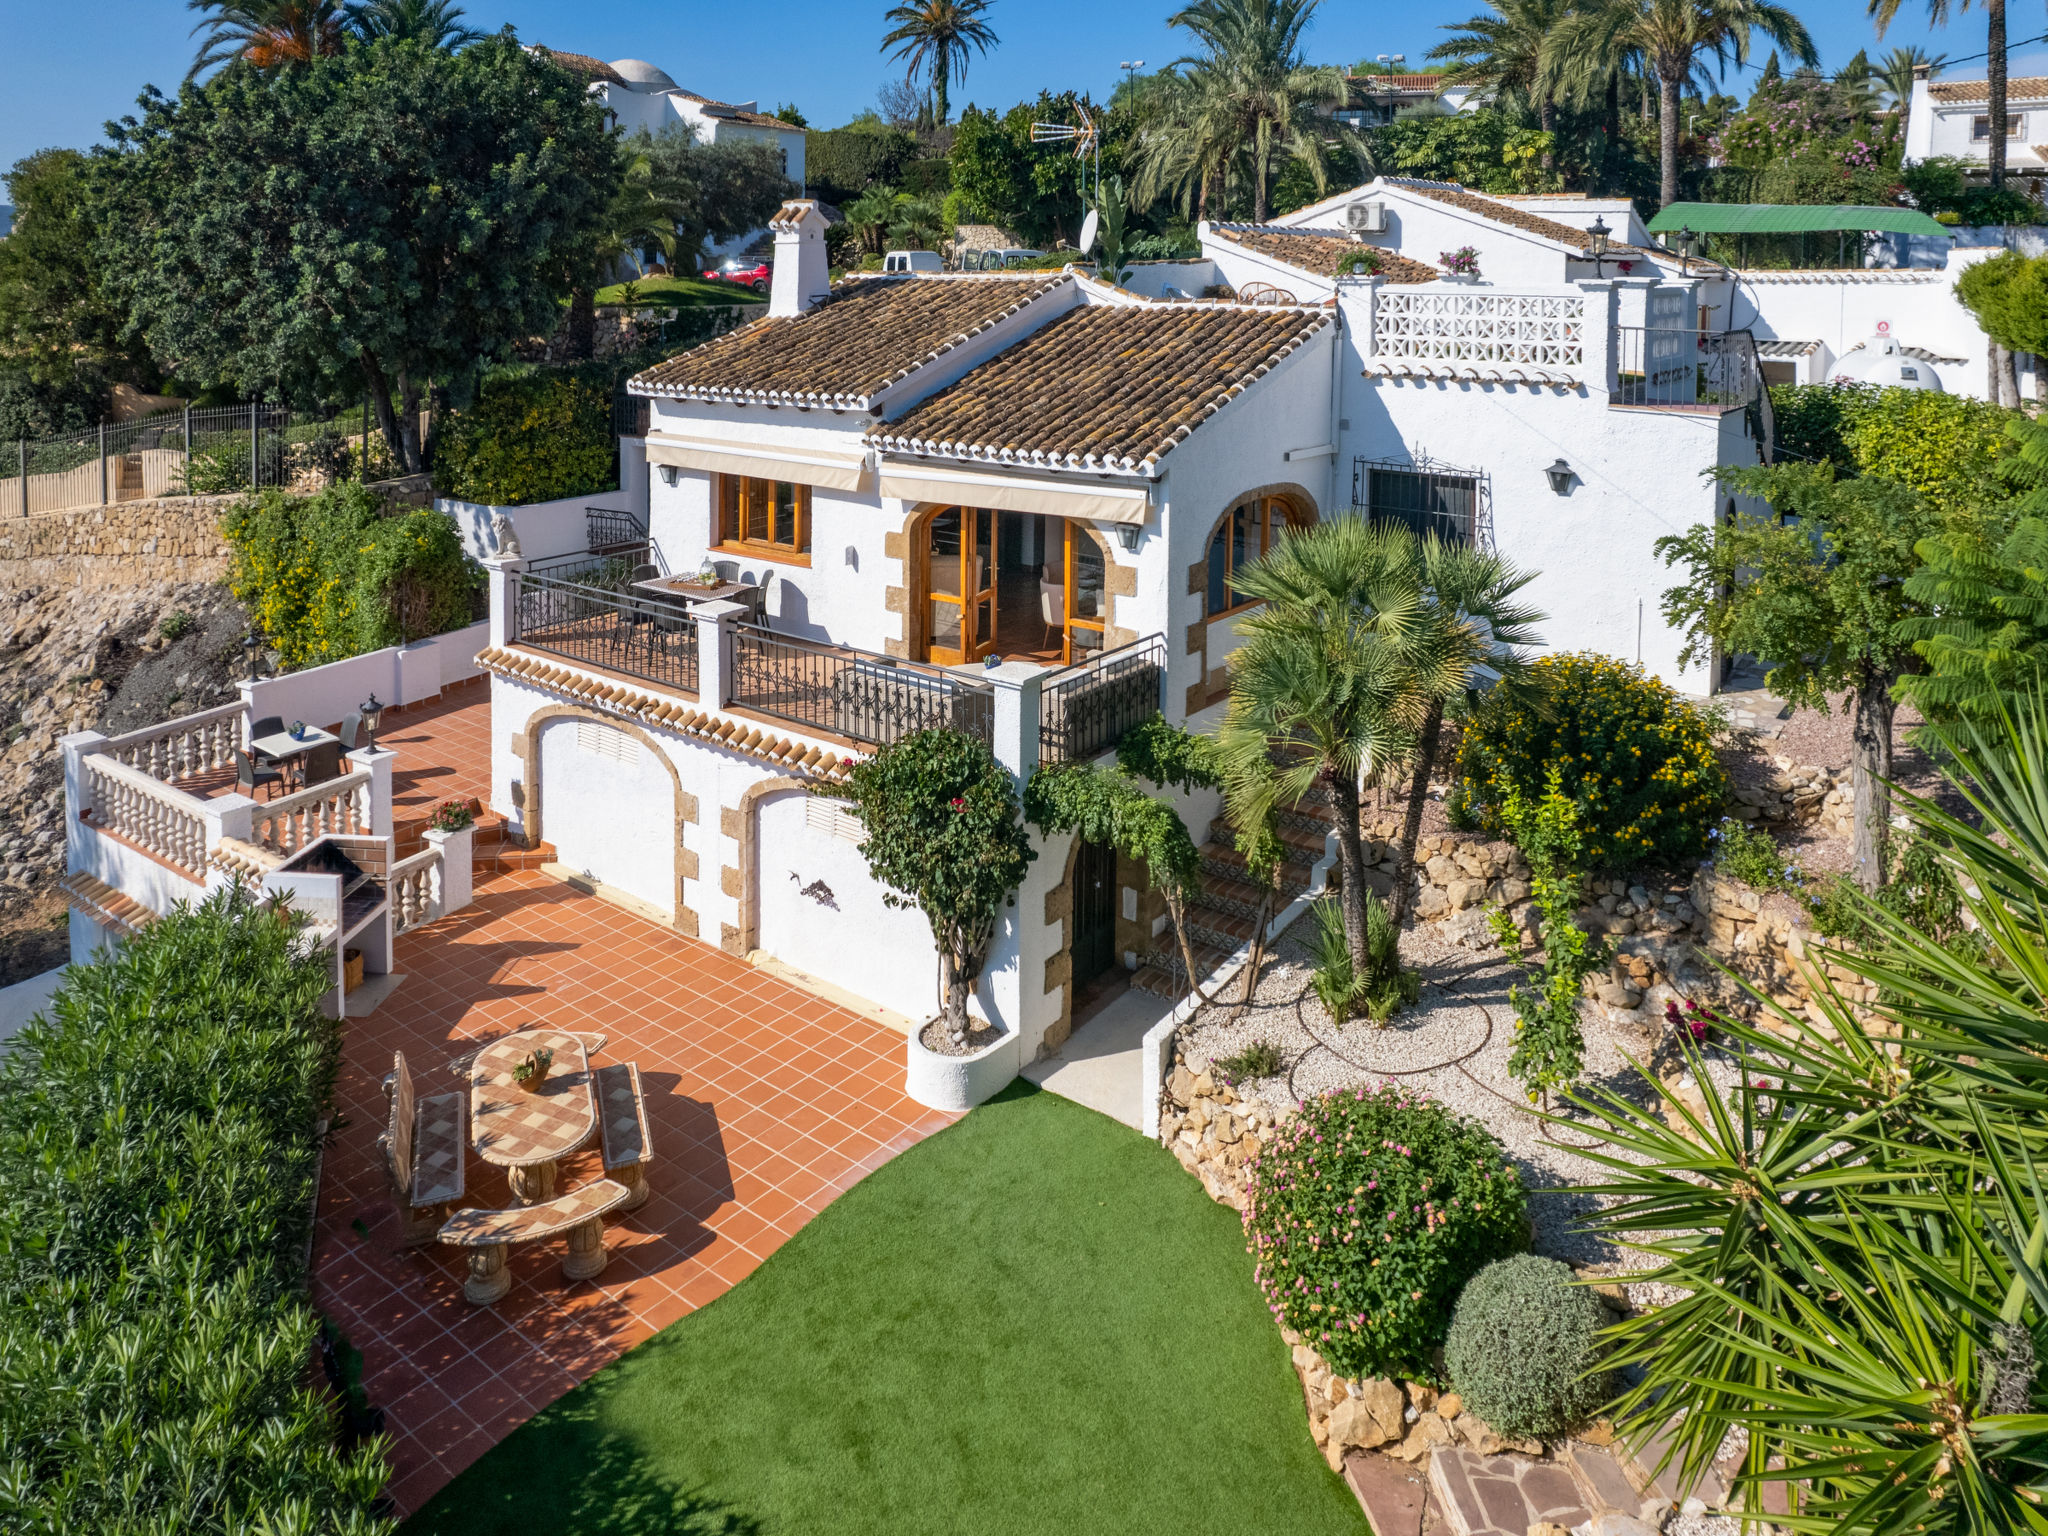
[876,462,1152,525]
[644,432,872,492]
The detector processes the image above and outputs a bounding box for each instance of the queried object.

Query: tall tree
[96,34,618,473]
[342,0,482,47]
[1872,0,2004,185]
[1429,0,1572,144]
[185,0,347,80]
[0,149,148,394]
[1876,43,1944,107]
[879,0,1000,126]
[1551,0,1815,207]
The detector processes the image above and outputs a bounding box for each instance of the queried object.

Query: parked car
[959,248,1046,271]
[883,250,944,274]
[708,260,771,292]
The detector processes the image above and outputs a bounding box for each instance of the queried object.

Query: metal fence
[730,624,995,749]
[1613,327,1765,413]
[511,571,700,696]
[1039,635,1166,765]
[4,402,376,517]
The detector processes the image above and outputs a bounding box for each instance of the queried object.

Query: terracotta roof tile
[869,302,1331,472]
[1386,178,1647,254]
[1211,225,1437,283]
[59,871,161,936]
[629,274,1065,407]
[533,48,624,84]
[672,90,797,131]
[1928,76,2048,103]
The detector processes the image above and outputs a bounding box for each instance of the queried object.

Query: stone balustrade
[252,771,372,856]
[390,846,441,934]
[83,755,209,878]
[94,701,247,786]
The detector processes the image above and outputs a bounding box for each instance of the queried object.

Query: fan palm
[843,185,900,258]
[1550,0,1816,207]
[186,0,346,80]
[879,0,1000,126]
[343,0,482,47]
[888,193,950,251]
[1877,43,1945,107]
[1873,0,2007,184]
[1429,0,1572,137]
[1565,690,2048,1532]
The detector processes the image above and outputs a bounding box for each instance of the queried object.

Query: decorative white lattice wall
[1373,290,1585,371]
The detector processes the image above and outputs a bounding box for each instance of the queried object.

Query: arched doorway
[914,506,1110,667]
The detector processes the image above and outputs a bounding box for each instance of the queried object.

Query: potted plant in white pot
[843,728,1036,1111]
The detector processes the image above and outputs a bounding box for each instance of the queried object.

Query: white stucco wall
[538,717,679,916]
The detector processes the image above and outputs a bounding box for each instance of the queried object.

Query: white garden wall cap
[1736,268,1946,283]
[58,871,161,936]
[1754,338,1823,358]
[867,301,1331,473]
[209,836,287,881]
[1840,339,1968,365]
[478,647,861,784]
[1363,360,1579,385]
[628,274,1068,408]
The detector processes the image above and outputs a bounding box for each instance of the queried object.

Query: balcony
[1613,327,1767,414]
[731,624,996,750]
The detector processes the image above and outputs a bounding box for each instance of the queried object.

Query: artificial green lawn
[406,1083,1366,1536]
[592,274,768,307]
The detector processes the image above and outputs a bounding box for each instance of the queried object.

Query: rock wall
[1735,756,1853,838]
[0,497,238,589]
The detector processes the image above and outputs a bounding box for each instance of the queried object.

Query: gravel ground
[1180,912,1746,1278]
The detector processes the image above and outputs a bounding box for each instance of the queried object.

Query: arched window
[1206,495,1297,617]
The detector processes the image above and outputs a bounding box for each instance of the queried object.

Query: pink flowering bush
[1243,1082,1527,1379]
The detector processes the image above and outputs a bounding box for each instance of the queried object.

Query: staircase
[392,807,555,876]
[1132,791,1338,1000]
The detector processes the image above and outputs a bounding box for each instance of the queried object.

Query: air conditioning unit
[1345,200,1389,235]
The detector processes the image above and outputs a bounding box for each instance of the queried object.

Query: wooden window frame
[1204,496,1290,621]
[716,475,813,564]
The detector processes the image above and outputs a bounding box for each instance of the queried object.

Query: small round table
[470,1028,596,1205]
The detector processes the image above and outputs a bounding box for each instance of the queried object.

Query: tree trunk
[1539,96,1556,173]
[566,286,596,362]
[2000,342,2021,407]
[394,373,424,477]
[1239,886,1274,1004]
[359,351,422,477]
[1658,64,1683,209]
[934,66,949,128]
[1849,674,1897,893]
[1989,0,2009,189]
[1253,144,1269,224]
[1326,766,1370,970]
[1603,75,1621,193]
[1164,889,1219,1007]
[1390,694,1446,925]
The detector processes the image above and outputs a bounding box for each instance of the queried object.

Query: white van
[882,250,943,274]
[960,248,1046,271]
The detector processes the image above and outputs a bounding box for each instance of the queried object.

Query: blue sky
[4,0,2048,179]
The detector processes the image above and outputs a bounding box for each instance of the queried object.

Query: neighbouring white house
[1332,73,1484,131]
[1905,65,2048,187]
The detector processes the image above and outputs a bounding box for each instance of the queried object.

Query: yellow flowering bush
[1458,652,1726,869]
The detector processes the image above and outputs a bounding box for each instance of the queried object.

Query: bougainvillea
[1243,1083,1526,1380]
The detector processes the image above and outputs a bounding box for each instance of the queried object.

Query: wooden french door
[926,506,997,666]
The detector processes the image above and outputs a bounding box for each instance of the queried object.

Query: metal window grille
[1372,290,1584,371]
[1038,635,1167,765]
[730,624,995,749]
[510,572,700,695]
[1352,459,1485,546]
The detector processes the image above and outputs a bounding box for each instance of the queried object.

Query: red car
[707,260,770,293]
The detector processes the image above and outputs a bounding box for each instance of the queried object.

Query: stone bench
[437,1179,632,1304]
[595,1062,653,1212]
[377,1050,466,1247]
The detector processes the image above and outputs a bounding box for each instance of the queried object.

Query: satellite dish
[1079,209,1100,254]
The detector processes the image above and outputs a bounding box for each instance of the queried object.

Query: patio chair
[377,1050,467,1247]
[1039,584,1064,650]
[438,1180,632,1303]
[298,740,343,789]
[337,712,363,752]
[595,1062,654,1212]
[250,715,285,761]
[236,749,284,802]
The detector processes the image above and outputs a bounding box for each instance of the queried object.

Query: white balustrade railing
[83,755,210,878]
[1373,289,1584,373]
[390,846,443,934]
[252,771,373,857]
[94,701,247,785]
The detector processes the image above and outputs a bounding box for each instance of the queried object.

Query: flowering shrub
[1664,996,1714,1045]
[429,799,475,832]
[1438,246,1480,277]
[1458,651,1726,870]
[1710,815,1804,895]
[1243,1083,1527,1380]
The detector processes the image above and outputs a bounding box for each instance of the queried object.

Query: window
[1366,467,1478,544]
[718,476,811,559]
[1973,114,2025,140]
[1206,496,1294,617]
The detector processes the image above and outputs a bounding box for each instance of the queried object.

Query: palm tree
[1551,0,1816,208]
[1213,519,1428,968]
[843,186,900,258]
[887,193,950,252]
[1159,0,1351,223]
[1876,43,1944,107]
[879,0,1000,126]
[186,0,346,80]
[1128,67,1244,222]
[566,145,682,359]
[343,0,482,47]
[1429,0,1572,139]
[1873,0,2005,184]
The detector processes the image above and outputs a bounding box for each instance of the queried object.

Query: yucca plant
[1564,690,2048,1534]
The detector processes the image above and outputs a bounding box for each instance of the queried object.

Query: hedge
[432,372,616,507]
[805,122,918,205]
[223,482,479,670]
[0,888,392,1531]
[1767,383,2016,513]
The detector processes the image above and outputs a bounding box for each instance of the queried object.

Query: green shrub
[1458,652,1726,870]
[1308,891,1418,1024]
[1711,816,1806,895]
[432,372,615,506]
[805,122,918,205]
[222,482,479,668]
[0,887,391,1528]
[1445,1254,1613,1440]
[1213,1038,1283,1081]
[1245,1083,1527,1379]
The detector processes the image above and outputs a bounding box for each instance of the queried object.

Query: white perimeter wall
[244,622,490,728]
[439,488,639,564]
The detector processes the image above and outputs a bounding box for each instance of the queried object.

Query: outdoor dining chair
[236,749,284,802]
[337,712,363,752]
[250,715,285,760]
[297,741,343,789]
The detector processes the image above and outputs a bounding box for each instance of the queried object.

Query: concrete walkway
[1021,986,1169,1129]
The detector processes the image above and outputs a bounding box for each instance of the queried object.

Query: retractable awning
[875,462,1152,526]
[1646,203,1952,238]
[643,433,872,492]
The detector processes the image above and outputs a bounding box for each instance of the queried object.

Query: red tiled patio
[312,689,956,1516]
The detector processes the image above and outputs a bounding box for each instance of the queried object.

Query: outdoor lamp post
[359,693,385,750]
[1673,224,1697,276]
[241,633,262,681]
[1584,215,1611,278]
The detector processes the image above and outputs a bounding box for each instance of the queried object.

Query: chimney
[1912,63,1931,80]
[768,200,831,318]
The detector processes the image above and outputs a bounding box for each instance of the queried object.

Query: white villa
[1905,66,2048,187]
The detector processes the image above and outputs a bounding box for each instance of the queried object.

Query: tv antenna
[1031,102,1102,215]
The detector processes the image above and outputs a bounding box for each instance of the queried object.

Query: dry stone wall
[0,497,238,589]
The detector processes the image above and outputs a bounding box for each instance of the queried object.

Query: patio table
[470,1028,596,1205]
[251,723,339,763]
[630,574,761,607]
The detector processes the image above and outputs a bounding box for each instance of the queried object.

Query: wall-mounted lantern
[1115,523,1142,552]
[1545,458,1575,495]
[657,463,680,487]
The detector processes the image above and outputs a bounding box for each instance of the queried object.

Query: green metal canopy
[1645,202,1951,238]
